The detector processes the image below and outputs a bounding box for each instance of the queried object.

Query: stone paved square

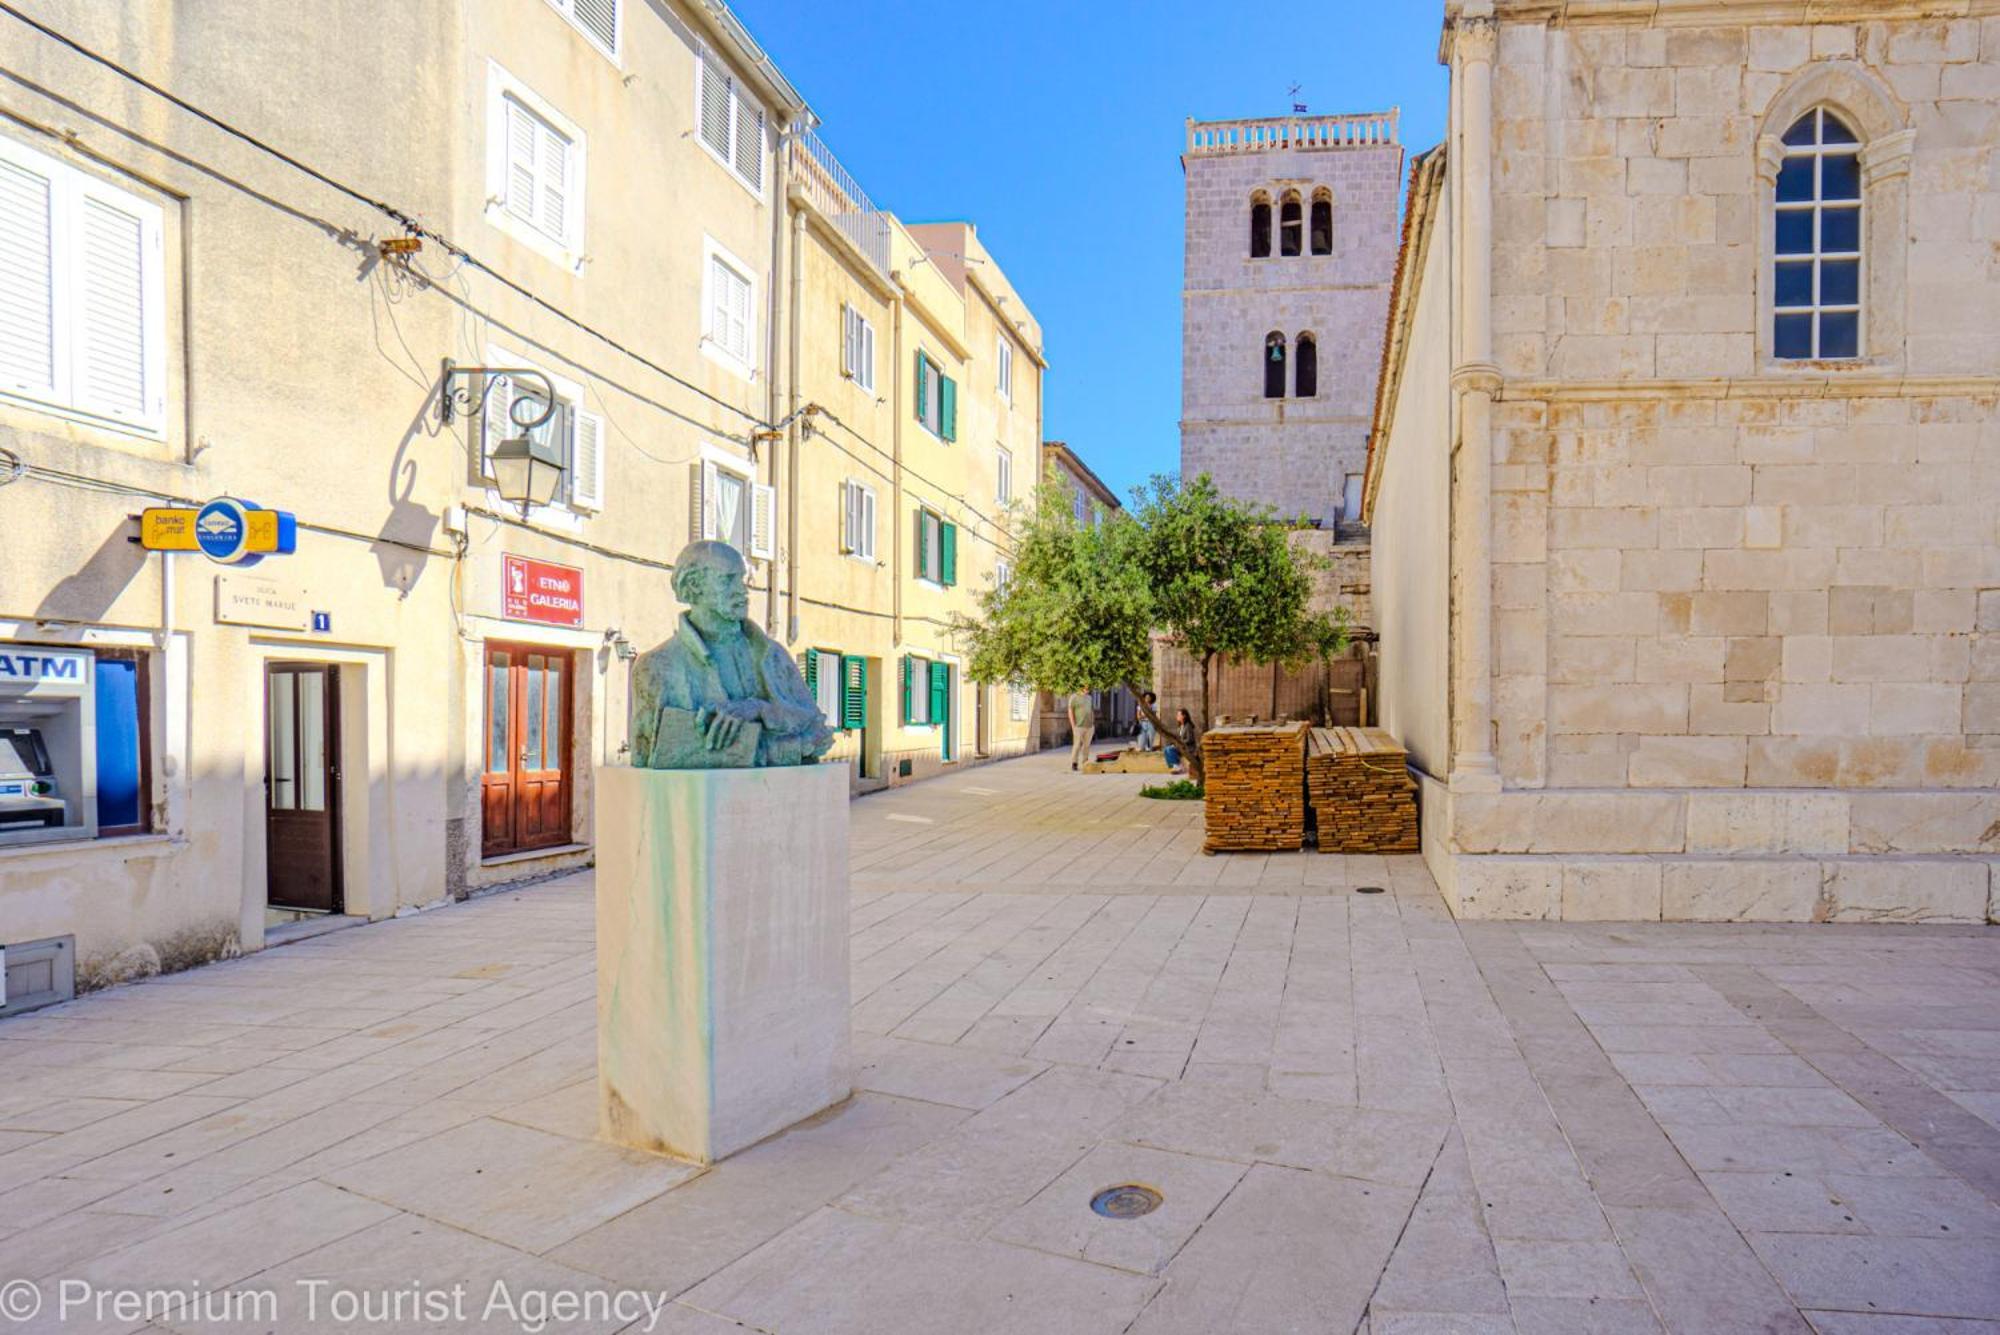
[1,753,1996,1333]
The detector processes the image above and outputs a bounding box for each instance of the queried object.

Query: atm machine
[0,725,67,832]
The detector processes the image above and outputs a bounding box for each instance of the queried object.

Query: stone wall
[1180,138,1403,521]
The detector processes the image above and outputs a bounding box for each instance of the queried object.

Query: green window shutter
[900,655,912,725]
[929,660,949,726]
[940,375,957,441]
[803,648,818,696]
[940,522,958,586]
[842,655,867,730]
[914,352,928,423]
[915,509,930,579]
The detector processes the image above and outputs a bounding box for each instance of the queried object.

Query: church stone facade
[1366,1,2000,922]
[1180,110,1404,525]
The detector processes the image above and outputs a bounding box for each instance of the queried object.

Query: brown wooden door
[482,644,572,858]
[266,663,342,912]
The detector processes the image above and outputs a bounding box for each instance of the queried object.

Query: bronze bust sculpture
[630,541,836,768]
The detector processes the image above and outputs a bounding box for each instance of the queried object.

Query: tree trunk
[1189,653,1213,786]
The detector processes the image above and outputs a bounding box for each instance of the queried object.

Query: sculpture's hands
[699,699,764,750]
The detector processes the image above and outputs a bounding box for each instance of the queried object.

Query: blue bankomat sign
[193,498,296,568]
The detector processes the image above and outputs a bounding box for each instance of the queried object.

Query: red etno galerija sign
[502,555,584,628]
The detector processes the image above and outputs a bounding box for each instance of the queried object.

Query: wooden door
[482,644,572,858]
[266,664,341,912]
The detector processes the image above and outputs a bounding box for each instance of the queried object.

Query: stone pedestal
[594,763,851,1163]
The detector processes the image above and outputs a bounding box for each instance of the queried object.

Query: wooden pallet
[1202,721,1308,853]
[1306,726,1419,854]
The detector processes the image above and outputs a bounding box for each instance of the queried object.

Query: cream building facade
[1367,1,2000,923]
[0,0,1044,1002]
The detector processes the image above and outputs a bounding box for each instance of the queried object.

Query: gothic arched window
[1773,108,1861,360]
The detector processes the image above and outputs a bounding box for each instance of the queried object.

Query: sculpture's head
[672,540,750,622]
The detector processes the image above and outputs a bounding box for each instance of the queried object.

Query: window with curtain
[1263,332,1286,399]
[1773,108,1861,360]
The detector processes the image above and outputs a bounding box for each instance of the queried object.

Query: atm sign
[502,555,584,628]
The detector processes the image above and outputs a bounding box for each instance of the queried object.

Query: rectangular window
[996,446,1012,504]
[1008,682,1031,722]
[841,304,876,392]
[690,455,773,560]
[704,242,756,377]
[996,335,1013,403]
[0,136,166,431]
[546,0,619,60]
[479,359,605,512]
[842,479,877,561]
[485,67,585,266]
[903,655,931,725]
[915,509,957,586]
[994,559,1012,599]
[914,351,956,441]
[696,43,765,194]
[807,648,843,728]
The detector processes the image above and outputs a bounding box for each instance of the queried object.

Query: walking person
[1068,691,1096,771]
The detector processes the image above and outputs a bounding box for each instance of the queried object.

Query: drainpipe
[786,204,805,643]
[1448,3,1501,793]
[764,118,792,634]
[890,287,905,645]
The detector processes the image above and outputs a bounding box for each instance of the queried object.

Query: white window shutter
[538,122,570,244]
[571,409,604,510]
[839,481,854,553]
[505,99,538,224]
[841,305,856,378]
[697,48,730,158]
[861,486,876,560]
[72,188,153,424]
[732,269,753,364]
[693,459,719,539]
[0,152,57,399]
[733,96,763,191]
[860,318,875,391]
[750,482,775,561]
[572,0,618,55]
[480,373,513,480]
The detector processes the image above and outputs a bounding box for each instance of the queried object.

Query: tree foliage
[955,470,1349,782]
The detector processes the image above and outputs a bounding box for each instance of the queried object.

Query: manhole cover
[1356,885,1386,895]
[1091,1184,1163,1219]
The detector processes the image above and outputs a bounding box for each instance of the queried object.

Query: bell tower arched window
[1249,192,1271,259]
[1294,333,1317,397]
[1278,192,1302,257]
[1773,108,1861,360]
[1263,332,1286,399]
[1309,191,1332,255]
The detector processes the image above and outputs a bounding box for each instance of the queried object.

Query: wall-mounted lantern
[438,358,565,518]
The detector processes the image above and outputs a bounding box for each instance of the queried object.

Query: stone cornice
[1497,373,2000,402]
[1485,0,2000,24]
[1451,364,1506,396]
[1860,128,1918,186]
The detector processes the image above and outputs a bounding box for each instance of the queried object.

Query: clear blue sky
[730,0,1450,502]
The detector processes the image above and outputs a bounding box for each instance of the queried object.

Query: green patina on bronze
[631,541,835,769]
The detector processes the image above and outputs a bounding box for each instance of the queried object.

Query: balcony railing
[790,130,891,278]
[1186,109,1399,156]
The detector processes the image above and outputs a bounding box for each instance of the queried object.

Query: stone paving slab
[0,751,1995,1332]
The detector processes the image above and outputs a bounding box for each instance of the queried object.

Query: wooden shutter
[842,655,867,731]
[839,480,855,553]
[572,0,618,55]
[571,409,604,510]
[697,47,731,158]
[840,304,855,378]
[860,486,877,560]
[504,97,539,225]
[750,482,775,560]
[915,509,930,581]
[940,374,957,441]
[940,521,957,586]
[689,459,717,540]
[480,373,514,480]
[733,95,764,192]
[73,185,155,424]
[803,647,817,696]
[0,149,57,400]
[899,655,912,725]
[536,120,570,243]
[929,661,949,727]
[914,351,928,424]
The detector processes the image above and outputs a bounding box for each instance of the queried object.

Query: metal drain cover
[1091,1184,1163,1219]
[1356,885,1386,895]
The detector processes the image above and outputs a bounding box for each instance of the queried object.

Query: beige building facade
[0,0,1044,1001]
[1367,1,2000,922]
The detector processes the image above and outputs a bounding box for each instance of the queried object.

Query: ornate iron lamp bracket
[437,358,560,431]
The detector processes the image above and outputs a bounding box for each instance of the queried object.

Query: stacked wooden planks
[1202,721,1309,853]
[1306,727,1419,853]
